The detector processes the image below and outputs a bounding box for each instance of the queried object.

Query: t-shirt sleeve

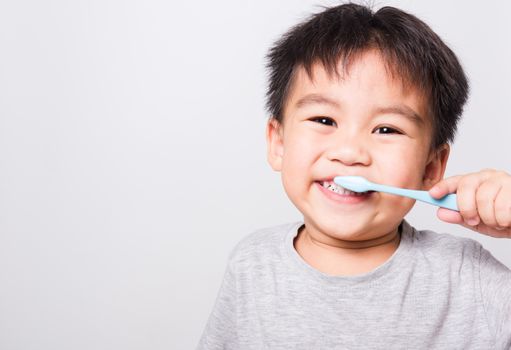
[478,245,511,349]
[196,258,238,350]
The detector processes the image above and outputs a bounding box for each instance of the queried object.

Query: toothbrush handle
[372,184,459,211]
[415,192,458,211]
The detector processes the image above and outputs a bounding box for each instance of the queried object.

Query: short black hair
[265,2,469,149]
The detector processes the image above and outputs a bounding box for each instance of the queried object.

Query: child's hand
[429,169,511,238]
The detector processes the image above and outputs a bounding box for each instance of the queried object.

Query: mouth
[315,180,375,203]
[319,180,373,195]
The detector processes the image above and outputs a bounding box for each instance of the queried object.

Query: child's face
[266,49,450,242]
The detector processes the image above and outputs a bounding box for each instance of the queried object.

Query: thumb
[428,175,462,199]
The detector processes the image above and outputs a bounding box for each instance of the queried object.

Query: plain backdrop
[0,0,510,349]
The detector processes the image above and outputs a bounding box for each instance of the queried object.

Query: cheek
[281,132,318,171]
[281,147,312,195]
[280,133,322,198]
[376,146,427,188]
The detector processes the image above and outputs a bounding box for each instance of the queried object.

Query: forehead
[283,50,431,126]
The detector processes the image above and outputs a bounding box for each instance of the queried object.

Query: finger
[430,170,497,199]
[495,184,511,229]
[436,207,463,224]
[429,175,462,199]
[459,221,511,238]
[456,174,483,226]
[476,180,501,228]
[437,207,511,238]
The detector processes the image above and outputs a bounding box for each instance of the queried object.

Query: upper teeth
[321,181,365,195]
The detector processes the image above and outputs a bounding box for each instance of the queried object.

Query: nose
[325,129,371,166]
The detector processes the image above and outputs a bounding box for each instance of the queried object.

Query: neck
[293,224,401,276]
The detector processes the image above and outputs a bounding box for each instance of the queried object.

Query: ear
[422,143,450,190]
[266,118,284,171]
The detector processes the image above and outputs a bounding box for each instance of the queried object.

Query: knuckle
[460,176,477,188]
[478,182,493,194]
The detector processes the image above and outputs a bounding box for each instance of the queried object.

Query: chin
[307,214,378,241]
[308,208,410,241]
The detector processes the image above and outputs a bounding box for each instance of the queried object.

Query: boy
[198,3,511,349]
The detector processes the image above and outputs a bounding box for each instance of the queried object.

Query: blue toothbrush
[333,176,459,211]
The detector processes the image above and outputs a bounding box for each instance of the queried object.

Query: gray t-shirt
[197,220,511,349]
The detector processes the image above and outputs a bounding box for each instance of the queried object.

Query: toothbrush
[333,176,459,211]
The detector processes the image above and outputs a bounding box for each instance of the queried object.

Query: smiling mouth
[319,180,374,196]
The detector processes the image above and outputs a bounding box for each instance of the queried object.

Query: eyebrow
[374,105,424,126]
[295,93,341,109]
[294,93,424,126]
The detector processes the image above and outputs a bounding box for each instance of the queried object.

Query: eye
[373,126,402,134]
[310,116,337,127]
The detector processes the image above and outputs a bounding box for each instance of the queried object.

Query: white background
[0,0,510,349]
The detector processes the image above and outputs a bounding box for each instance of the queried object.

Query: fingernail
[466,218,479,226]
